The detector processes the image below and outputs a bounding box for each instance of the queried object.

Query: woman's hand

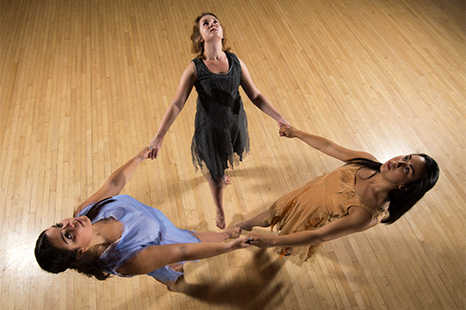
[136,146,152,163]
[246,233,275,249]
[277,118,290,136]
[279,125,299,138]
[227,237,252,250]
[148,136,163,159]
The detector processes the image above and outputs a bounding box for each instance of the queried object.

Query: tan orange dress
[266,164,388,264]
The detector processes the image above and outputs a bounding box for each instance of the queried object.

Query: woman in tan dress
[235,126,439,263]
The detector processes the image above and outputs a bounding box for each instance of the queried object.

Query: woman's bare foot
[216,209,226,230]
[225,227,242,239]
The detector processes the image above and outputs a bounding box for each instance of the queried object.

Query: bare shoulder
[348,206,379,229]
[183,62,197,79]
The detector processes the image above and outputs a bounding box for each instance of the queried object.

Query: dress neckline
[199,52,232,75]
[352,166,386,211]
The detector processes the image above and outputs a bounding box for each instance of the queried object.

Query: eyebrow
[201,17,217,23]
[60,232,68,244]
[408,155,415,175]
[52,225,69,244]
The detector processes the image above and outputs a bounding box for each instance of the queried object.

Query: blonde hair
[191,12,231,58]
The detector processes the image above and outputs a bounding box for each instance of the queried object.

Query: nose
[64,219,76,228]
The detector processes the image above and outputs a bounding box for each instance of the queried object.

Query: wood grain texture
[1,0,464,309]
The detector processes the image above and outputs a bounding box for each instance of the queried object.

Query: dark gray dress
[191,52,249,182]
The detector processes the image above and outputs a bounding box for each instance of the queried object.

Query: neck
[88,228,108,253]
[357,171,397,206]
[89,221,122,254]
[203,41,224,60]
[367,174,398,202]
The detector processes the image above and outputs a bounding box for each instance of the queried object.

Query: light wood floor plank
[1,0,464,309]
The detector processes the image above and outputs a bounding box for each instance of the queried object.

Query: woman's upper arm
[238,58,261,100]
[116,244,184,275]
[171,62,196,108]
[324,142,378,162]
[73,184,115,216]
[316,206,377,243]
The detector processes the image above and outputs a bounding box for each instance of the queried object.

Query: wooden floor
[1,0,465,309]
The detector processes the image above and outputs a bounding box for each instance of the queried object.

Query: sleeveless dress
[191,52,249,183]
[77,195,200,284]
[266,164,388,264]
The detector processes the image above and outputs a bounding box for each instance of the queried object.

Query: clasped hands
[244,232,275,249]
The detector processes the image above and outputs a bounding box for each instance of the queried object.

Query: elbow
[312,230,327,246]
[249,92,263,105]
[172,101,184,111]
[177,244,189,261]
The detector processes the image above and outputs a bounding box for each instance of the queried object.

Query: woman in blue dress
[35,147,249,290]
[148,13,290,229]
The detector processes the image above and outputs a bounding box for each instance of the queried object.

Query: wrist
[226,240,235,251]
[294,130,304,139]
[227,239,244,252]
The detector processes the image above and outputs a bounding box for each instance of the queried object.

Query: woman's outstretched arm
[246,206,377,249]
[117,237,250,275]
[279,126,377,162]
[148,63,196,159]
[239,58,290,128]
[73,147,151,216]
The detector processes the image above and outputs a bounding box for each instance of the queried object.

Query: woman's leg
[193,227,241,242]
[208,177,226,229]
[233,210,270,231]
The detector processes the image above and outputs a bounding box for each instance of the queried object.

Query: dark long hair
[347,154,439,224]
[191,12,231,58]
[34,197,115,280]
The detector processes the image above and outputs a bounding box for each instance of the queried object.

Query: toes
[216,219,225,230]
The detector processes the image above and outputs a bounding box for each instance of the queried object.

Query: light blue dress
[77,194,200,283]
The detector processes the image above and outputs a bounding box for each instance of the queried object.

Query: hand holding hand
[148,136,163,159]
[279,125,298,138]
[136,146,152,163]
[246,233,275,249]
[277,118,291,136]
[229,237,252,250]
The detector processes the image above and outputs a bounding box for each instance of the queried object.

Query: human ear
[398,185,407,192]
[76,247,87,260]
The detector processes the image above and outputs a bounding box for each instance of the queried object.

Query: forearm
[118,240,244,275]
[178,241,234,261]
[272,230,322,248]
[251,94,284,121]
[154,103,182,139]
[293,129,333,152]
[106,155,144,192]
